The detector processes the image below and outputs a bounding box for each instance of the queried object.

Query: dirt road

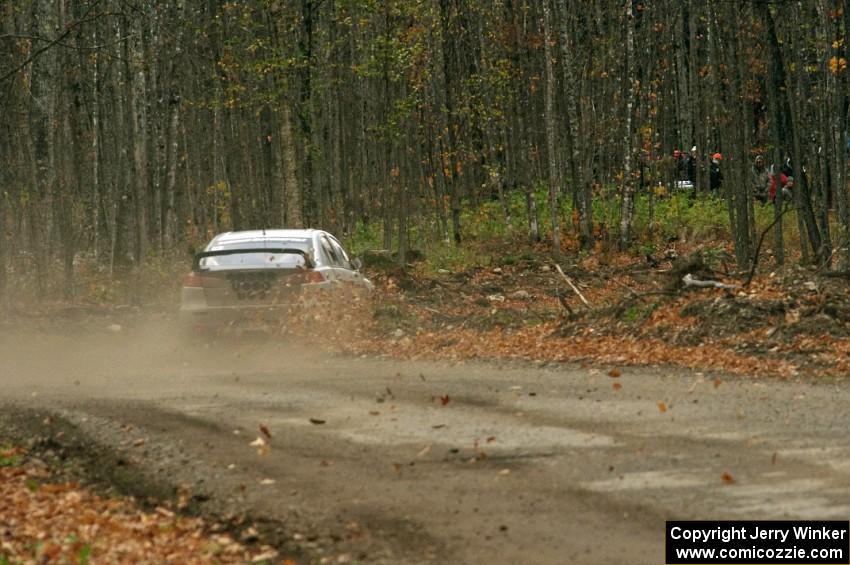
[2,322,850,564]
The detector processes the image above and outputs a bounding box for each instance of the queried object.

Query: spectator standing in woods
[751,154,770,203]
[769,157,794,203]
[673,149,685,180]
[781,156,794,179]
[686,146,697,185]
[709,152,723,193]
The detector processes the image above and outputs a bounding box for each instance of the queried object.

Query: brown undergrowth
[318,241,850,379]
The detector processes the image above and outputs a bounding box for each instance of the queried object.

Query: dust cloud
[0,296,373,397]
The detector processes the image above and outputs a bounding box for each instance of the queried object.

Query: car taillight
[303,271,325,284]
[182,272,205,288]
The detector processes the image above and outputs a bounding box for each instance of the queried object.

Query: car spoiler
[192,248,314,271]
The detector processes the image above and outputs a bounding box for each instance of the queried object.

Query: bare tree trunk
[163,100,180,247]
[398,173,409,266]
[57,0,81,300]
[675,2,691,151]
[687,1,705,194]
[761,6,785,266]
[0,130,6,301]
[27,0,59,296]
[542,0,560,260]
[772,15,822,264]
[280,104,302,228]
[58,105,77,299]
[720,5,751,269]
[506,0,538,243]
[90,24,101,260]
[298,0,316,226]
[733,34,752,269]
[125,17,148,263]
[618,0,636,249]
[557,0,591,249]
[824,0,850,268]
[439,0,462,245]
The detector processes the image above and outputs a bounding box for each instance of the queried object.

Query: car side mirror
[352,257,363,271]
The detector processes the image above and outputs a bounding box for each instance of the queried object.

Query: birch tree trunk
[90,28,101,260]
[618,0,636,250]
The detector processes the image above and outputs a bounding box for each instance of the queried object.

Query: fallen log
[682,273,738,290]
[821,271,850,279]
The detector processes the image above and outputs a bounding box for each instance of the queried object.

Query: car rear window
[200,239,312,270]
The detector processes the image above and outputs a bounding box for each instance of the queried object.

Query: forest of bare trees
[1,0,849,299]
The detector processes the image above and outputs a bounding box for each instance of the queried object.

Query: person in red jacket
[768,160,794,203]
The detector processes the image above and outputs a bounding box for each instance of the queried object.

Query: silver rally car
[179,229,372,332]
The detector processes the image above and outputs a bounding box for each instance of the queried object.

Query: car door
[317,234,342,284]
[326,236,370,289]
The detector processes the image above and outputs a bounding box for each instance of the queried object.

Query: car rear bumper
[179,303,297,332]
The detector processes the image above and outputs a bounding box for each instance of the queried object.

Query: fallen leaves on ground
[346,325,800,378]
[308,242,850,380]
[0,448,285,564]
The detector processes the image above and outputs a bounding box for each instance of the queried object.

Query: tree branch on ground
[555,264,592,308]
[743,203,796,287]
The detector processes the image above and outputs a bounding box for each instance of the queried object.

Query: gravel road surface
[2,323,849,564]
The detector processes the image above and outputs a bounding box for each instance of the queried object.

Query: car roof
[208,229,321,247]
